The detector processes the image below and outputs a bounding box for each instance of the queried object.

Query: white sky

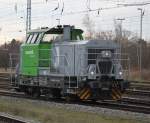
[0,0,150,44]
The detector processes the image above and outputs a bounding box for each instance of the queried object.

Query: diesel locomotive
[13,25,129,100]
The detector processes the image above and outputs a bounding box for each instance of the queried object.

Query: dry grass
[0,68,15,74]
[0,68,8,72]
[130,69,150,81]
[0,97,146,123]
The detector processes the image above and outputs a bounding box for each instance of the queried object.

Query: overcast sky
[0,0,150,44]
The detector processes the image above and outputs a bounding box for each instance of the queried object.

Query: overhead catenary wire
[0,0,149,20]
[61,0,64,15]
[0,0,150,41]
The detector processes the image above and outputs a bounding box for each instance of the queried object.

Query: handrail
[39,48,72,88]
[9,53,19,85]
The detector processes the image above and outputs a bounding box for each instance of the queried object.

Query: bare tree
[82,14,95,39]
[0,39,21,70]
[95,30,115,40]
[114,19,122,43]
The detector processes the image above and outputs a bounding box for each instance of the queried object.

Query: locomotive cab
[20,25,84,76]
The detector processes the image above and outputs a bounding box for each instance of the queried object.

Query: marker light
[91,71,94,75]
[101,51,112,58]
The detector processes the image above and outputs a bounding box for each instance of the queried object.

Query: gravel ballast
[0,96,149,123]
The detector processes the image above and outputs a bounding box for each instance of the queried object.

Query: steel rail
[0,73,150,114]
[0,114,28,123]
[0,90,150,114]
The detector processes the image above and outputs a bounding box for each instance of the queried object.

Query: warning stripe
[115,88,122,96]
[113,87,121,97]
[78,87,91,100]
[82,89,91,100]
[111,94,117,100]
[84,92,91,100]
[80,89,90,100]
[78,88,87,97]
[112,89,122,100]
[112,89,121,99]
[111,81,122,100]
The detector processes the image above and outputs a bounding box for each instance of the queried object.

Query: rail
[0,89,150,114]
[0,113,28,123]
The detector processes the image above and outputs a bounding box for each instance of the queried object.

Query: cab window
[31,33,39,44]
[36,33,42,44]
[42,34,62,43]
[26,33,42,44]
[26,34,33,44]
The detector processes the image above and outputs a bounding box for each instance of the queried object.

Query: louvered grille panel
[87,48,113,74]
[98,61,112,74]
[88,49,102,64]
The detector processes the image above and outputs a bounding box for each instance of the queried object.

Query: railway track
[0,114,28,123]
[122,97,150,106]
[0,73,150,114]
[0,73,10,81]
[0,90,150,114]
[129,80,150,90]
[97,100,150,114]
[124,80,150,98]
[126,89,150,96]
[0,72,14,90]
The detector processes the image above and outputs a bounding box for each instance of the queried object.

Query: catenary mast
[26,0,31,34]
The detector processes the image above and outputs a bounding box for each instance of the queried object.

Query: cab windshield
[42,34,62,42]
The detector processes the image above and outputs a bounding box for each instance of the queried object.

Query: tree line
[0,39,21,71]
[0,21,150,80]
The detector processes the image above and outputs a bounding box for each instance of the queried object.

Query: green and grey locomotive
[14,25,129,100]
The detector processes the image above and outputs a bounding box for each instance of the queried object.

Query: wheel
[91,99,97,102]
[66,96,72,102]
[52,88,61,98]
[65,94,79,102]
[32,88,41,98]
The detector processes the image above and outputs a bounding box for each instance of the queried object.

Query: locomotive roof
[27,26,83,34]
[27,28,50,33]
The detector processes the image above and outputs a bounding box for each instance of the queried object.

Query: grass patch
[0,97,146,123]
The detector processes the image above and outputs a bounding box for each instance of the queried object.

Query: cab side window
[31,33,39,44]
[42,33,62,43]
[26,33,42,44]
[26,34,33,44]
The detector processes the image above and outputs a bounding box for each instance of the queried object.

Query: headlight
[91,71,94,75]
[119,71,123,75]
[101,51,112,58]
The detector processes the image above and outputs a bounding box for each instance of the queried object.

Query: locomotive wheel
[52,88,61,98]
[24,87,32,96]
[91,99,97,102]
[66,96,72,102]
[32,92,41,98]
[32,91,41,98]
[14,88,21,92]
[32,87,41,98]
[24,91,30,96]
[65,95,79,102]
[24,87,41,98]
